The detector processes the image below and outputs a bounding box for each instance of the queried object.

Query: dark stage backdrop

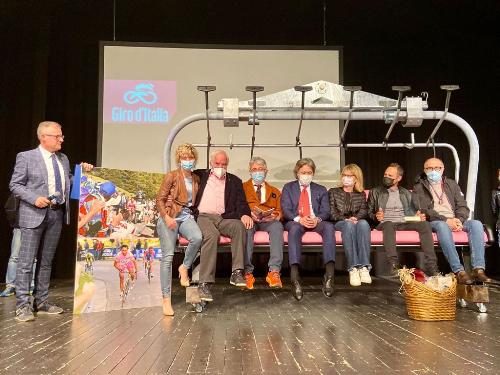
[1,0,499,280]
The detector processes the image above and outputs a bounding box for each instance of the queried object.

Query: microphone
[47,192,61,202]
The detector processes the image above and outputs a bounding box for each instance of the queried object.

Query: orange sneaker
[266,271,282,288]
[245,273,255,290]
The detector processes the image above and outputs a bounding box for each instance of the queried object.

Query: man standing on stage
[9,121,93,322]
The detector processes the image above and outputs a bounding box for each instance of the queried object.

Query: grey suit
[9,147,71,309]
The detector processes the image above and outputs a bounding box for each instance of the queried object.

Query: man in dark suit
[192,150,253,302]
[281,158,336,300]
[9,121,92,322]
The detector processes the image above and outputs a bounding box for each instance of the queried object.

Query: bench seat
[178,229,489,247]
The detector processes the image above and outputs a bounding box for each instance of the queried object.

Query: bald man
[413,157,491,284]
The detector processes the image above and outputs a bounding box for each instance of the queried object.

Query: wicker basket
[399,268,457,321]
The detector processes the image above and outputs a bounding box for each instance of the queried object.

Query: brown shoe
[473,268,492,283]
[455,270,473,285]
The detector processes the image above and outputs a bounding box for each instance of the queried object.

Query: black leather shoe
[322,275,334,297]
[291,280,303,301]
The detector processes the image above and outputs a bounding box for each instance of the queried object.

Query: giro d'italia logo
[123,83,158,105]
[103,80,177,124]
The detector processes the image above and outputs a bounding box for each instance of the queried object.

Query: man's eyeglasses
[43,134,65,140]
[424,166,443,172]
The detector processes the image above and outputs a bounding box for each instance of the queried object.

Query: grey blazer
[9,148,71,228]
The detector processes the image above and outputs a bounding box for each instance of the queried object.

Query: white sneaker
[349,268,361,287]
[359,267,372,284]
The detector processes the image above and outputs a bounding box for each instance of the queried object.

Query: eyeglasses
[250,168,267,172]
[424,166,443,172]
[43,134,65,140]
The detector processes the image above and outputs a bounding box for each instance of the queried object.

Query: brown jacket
[156,169,200,219]
[242,179,282,220]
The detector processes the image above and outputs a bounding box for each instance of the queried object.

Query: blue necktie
[51,153,63,203]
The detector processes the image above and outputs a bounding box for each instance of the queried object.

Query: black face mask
[383,177,395,188]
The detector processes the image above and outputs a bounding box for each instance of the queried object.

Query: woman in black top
[328,164,372,286]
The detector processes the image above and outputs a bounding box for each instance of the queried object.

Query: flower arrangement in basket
[398,267,457,321]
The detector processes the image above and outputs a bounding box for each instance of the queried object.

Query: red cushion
[178,235,231,246]
[178,229,487,246]
[253,231,271,245]
[451,230,488,245]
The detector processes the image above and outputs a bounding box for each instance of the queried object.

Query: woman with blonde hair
[156,143,202,316]
[328,164,372,287]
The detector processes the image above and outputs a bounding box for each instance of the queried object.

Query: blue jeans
[5,229,36,289]
[6,229,20,286]
[245,220,284,274]
[157,217,202,297]
[431,219,485,273]
[334,219,371,271]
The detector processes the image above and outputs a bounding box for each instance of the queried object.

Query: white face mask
[212,167,226,179]
[298,174,313,186]
[341,176,355,187]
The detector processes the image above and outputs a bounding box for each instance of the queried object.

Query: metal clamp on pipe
[197,85,216,168]
[340,86,361,149]
[383,85,410,148]
[294,85,313,158]
[426,85,460,152]
[246,86,264,159]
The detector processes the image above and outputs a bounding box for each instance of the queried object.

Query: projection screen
[99,43,342,188]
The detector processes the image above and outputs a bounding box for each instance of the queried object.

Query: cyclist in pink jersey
[113,244,137,294]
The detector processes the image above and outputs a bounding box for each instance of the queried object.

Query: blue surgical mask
[180,160,195,171]
[251,171,265,185]
[426,170,442,183]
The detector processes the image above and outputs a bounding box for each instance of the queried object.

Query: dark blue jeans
[335,219,371,271]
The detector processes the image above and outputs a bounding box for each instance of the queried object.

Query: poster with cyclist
[74,167,164,314]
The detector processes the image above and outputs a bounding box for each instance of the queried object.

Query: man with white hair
[413,157,491,284]
[9,121,93,322]
[193,150,253,302]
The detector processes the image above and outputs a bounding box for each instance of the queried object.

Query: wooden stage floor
[0,277,499,374]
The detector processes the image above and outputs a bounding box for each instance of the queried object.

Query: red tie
[299,186,311,217]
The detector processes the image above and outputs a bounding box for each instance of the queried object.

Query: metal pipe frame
[164,110,478,215]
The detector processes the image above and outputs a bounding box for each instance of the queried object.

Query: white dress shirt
[39,145,66,202]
